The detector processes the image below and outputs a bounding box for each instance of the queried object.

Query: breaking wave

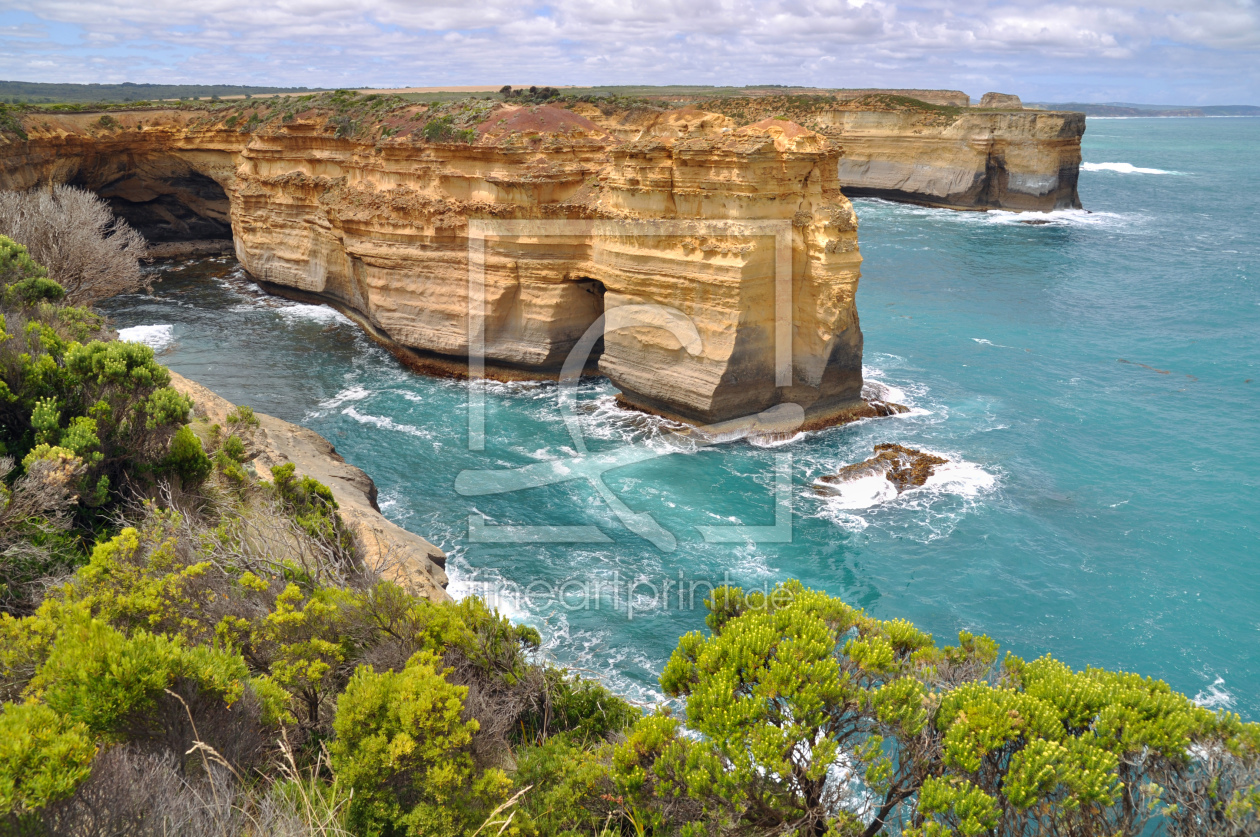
[1082,162,1180,175]
[342,406,432,439]
[1194,677,1235,710]
[852,198,1132,230]
[117,324,175,351]
[277,302,353,325]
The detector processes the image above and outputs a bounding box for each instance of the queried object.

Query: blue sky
[1,0,1257,104]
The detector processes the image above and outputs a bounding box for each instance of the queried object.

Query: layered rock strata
[821,108,1082,210]
[1,96,1083,423]
[169,372,450,601]
[580,97,1085,212]
[3,106,867,426]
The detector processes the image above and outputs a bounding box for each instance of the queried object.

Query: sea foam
[117,324,175,351]
[1082,162,1180,175]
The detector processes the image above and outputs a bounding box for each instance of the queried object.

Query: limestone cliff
[3,104,866,427]
[0,93,1082,423]
[168,371,450,602]
[585,94,1084,212]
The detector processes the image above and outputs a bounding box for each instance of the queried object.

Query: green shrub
[0,702,94,819]
[521,669,637,744]
[270,463,354,555]
[330,652,512,837]
[221,433,246,462]
[618,581,1260,837]
[161,425,211,486]
[0,297,192,505]
[226,404,259,428]
[30,613,246,738]
[421,115,476,144]
[0,236,57,305]
[513,736,619,836]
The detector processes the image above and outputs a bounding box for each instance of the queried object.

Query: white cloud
[0,0,1256,102]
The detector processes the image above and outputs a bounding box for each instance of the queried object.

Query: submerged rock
[815,443,948,495]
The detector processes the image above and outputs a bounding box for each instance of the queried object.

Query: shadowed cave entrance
[570,277,606,373]
[71,168,232,245]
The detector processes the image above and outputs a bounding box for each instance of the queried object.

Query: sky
[0,0,1257,105]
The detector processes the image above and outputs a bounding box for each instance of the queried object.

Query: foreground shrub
[616,581,1260,837]
[331,652,512,837]
[0,185,148,304]
[0,269,193,509]
[0,701,95,821]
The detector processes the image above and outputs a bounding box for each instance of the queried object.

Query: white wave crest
[982,208,1129,227]
[342,406,431,438]
[1194,677,1235,710]
[861,376,932,419]
[811,450,997,534]
[862,378,908,404]
[277,303,352,325]
[918,459,997,498]
[117,324,174,351]
[852,198,1131,229]
[747,431,806,449]
[320,385,373,410]
[816,472,900,510]
[1082,162,1180,175]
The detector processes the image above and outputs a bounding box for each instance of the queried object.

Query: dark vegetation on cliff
[0,81,324,105]
[0,86,981,147]
[1,201,1258,837]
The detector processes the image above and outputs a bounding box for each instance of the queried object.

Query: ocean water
[102,117,1260,716]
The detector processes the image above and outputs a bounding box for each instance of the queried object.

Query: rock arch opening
[75,168,231,245]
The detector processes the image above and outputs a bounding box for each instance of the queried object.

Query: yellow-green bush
[331,652,512,837]
[0,702,94,818]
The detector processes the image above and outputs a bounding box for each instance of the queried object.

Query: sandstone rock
[978,92,1024,109]
[3,105,869,427]
[598,94,1085,212]
[822,108,1081,211]
[168,371,450,602]
[1,97,1083,423]
[814,443,948,494]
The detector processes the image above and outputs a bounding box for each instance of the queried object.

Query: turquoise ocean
[102,117,1260,717]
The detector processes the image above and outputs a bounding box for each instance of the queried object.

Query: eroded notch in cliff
[573,277,606,371]
[73,169,232,244]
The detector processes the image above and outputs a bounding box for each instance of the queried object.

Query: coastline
[167,370,451,602]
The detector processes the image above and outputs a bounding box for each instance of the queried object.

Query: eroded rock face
[0,96,1084,421]
[978,92,1023,109]
[3,106,867,427]
[820,109,1082,211]
[600,95,1086,212]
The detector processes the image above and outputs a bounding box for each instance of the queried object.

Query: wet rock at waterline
[814,443,948,496]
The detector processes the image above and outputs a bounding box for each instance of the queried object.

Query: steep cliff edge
[167,371,450,601]
[0,93,1081,424]
[2,103,866,427]
[577,94,1084,212]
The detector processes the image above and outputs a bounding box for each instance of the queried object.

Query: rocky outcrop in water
[977,92,1023,109]
[814,443,948,495]
[168,372,450,602]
